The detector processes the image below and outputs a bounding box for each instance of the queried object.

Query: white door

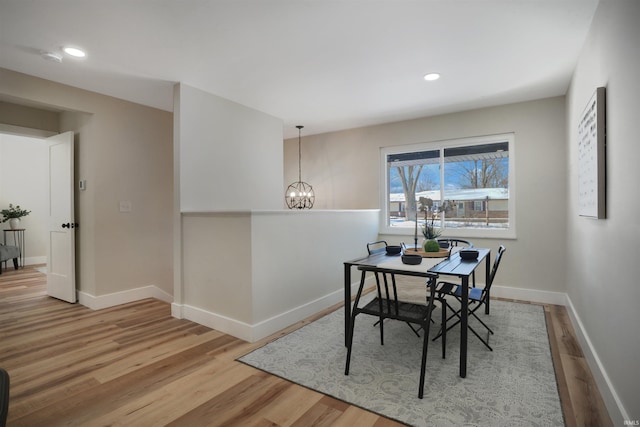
[46,131,76,303]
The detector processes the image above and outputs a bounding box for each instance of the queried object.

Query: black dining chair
[433,245,506,351]
[366,240,387,255]
[366,241,423,337]
[0,368,9,427]
[345,266,444,398]
[436,238,474,249]
[437,238,477,286]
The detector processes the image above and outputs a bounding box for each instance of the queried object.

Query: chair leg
[373,319,421,337]
[345,313,357,374]
[419,329,429,399]
[432,300,459,341]
[433,300,495,351]
[441,298,446,359]
[470,310,494,335]
[468,324,493,351]
[406,322,421,337]
[377,306,384,346]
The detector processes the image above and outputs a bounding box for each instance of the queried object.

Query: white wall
[250,210,379,325]
[285,97,569,298]
[177,83,284,211]
[177,209,379,342]
[566,1,640,422]
[0,133,48,265]
[174,84,381,342]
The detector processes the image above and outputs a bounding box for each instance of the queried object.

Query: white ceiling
[0,0,599,139]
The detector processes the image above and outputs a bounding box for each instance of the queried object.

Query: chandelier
[285,125,315,209]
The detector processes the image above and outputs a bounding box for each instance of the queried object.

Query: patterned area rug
[238,298,564,427]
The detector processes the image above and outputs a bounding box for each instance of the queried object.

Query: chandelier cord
[297,125,303,182]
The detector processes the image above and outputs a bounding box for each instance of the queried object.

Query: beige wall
[181,213,253,322]
[285,97,569,295]
[0,101,60,132]
[0,68,174,298]
[566,1,640,422]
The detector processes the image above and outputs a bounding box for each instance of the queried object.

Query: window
[380,133,515,239]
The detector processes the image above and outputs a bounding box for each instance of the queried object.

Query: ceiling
[0,0,599,139]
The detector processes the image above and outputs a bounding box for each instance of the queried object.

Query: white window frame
[379,133,516,239]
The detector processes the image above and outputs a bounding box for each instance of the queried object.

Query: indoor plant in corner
[1,204,31,229]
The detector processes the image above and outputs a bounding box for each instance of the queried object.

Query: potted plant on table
[419,197,456,252]
[1,204,31,229]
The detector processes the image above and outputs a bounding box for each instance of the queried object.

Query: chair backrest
[486,245,506,291]
[367,240,387,255]
[437,238,473,248]
[0,368,9,427]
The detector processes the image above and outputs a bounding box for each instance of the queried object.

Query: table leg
[419,276,436,399]
[344,263,352,346]
[460,275,468,378]
[485,253,491,315]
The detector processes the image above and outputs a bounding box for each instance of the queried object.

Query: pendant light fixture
[285,125,315,209]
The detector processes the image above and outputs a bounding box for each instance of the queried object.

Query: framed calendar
[578,87,606,219]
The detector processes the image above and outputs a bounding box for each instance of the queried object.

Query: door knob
[61,223,79,228]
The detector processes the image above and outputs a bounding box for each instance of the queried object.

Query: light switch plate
[119,201,132,212]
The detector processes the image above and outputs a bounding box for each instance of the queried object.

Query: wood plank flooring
[1,266,612,426]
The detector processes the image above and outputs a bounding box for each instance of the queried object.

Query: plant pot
[423,239,441,252]
[9,218,20,229]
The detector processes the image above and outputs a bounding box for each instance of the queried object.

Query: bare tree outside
[396,165,422,221]
[452,158,508,189]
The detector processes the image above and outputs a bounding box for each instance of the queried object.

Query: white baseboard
[78,285,173,310]
[172,276,370,343]
[171,303,253,342]
[491,284,566,305]
[172,286,351,343]
[24,256,47,266]
[564,296,627,425]
[172,281,563,344]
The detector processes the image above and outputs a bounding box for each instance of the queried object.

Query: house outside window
[380,133,515,239]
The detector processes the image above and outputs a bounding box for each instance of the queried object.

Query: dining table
[343,246,491,378]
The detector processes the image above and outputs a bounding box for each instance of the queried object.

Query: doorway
[0,131,50,269]
[0,130,77,302]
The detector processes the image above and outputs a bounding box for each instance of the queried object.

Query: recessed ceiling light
[63,47,86,58]
[424,73,441,81]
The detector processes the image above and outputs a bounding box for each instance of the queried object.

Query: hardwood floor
[1,266,612,426]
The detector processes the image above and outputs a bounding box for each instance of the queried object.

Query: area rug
[238,298,564,427]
